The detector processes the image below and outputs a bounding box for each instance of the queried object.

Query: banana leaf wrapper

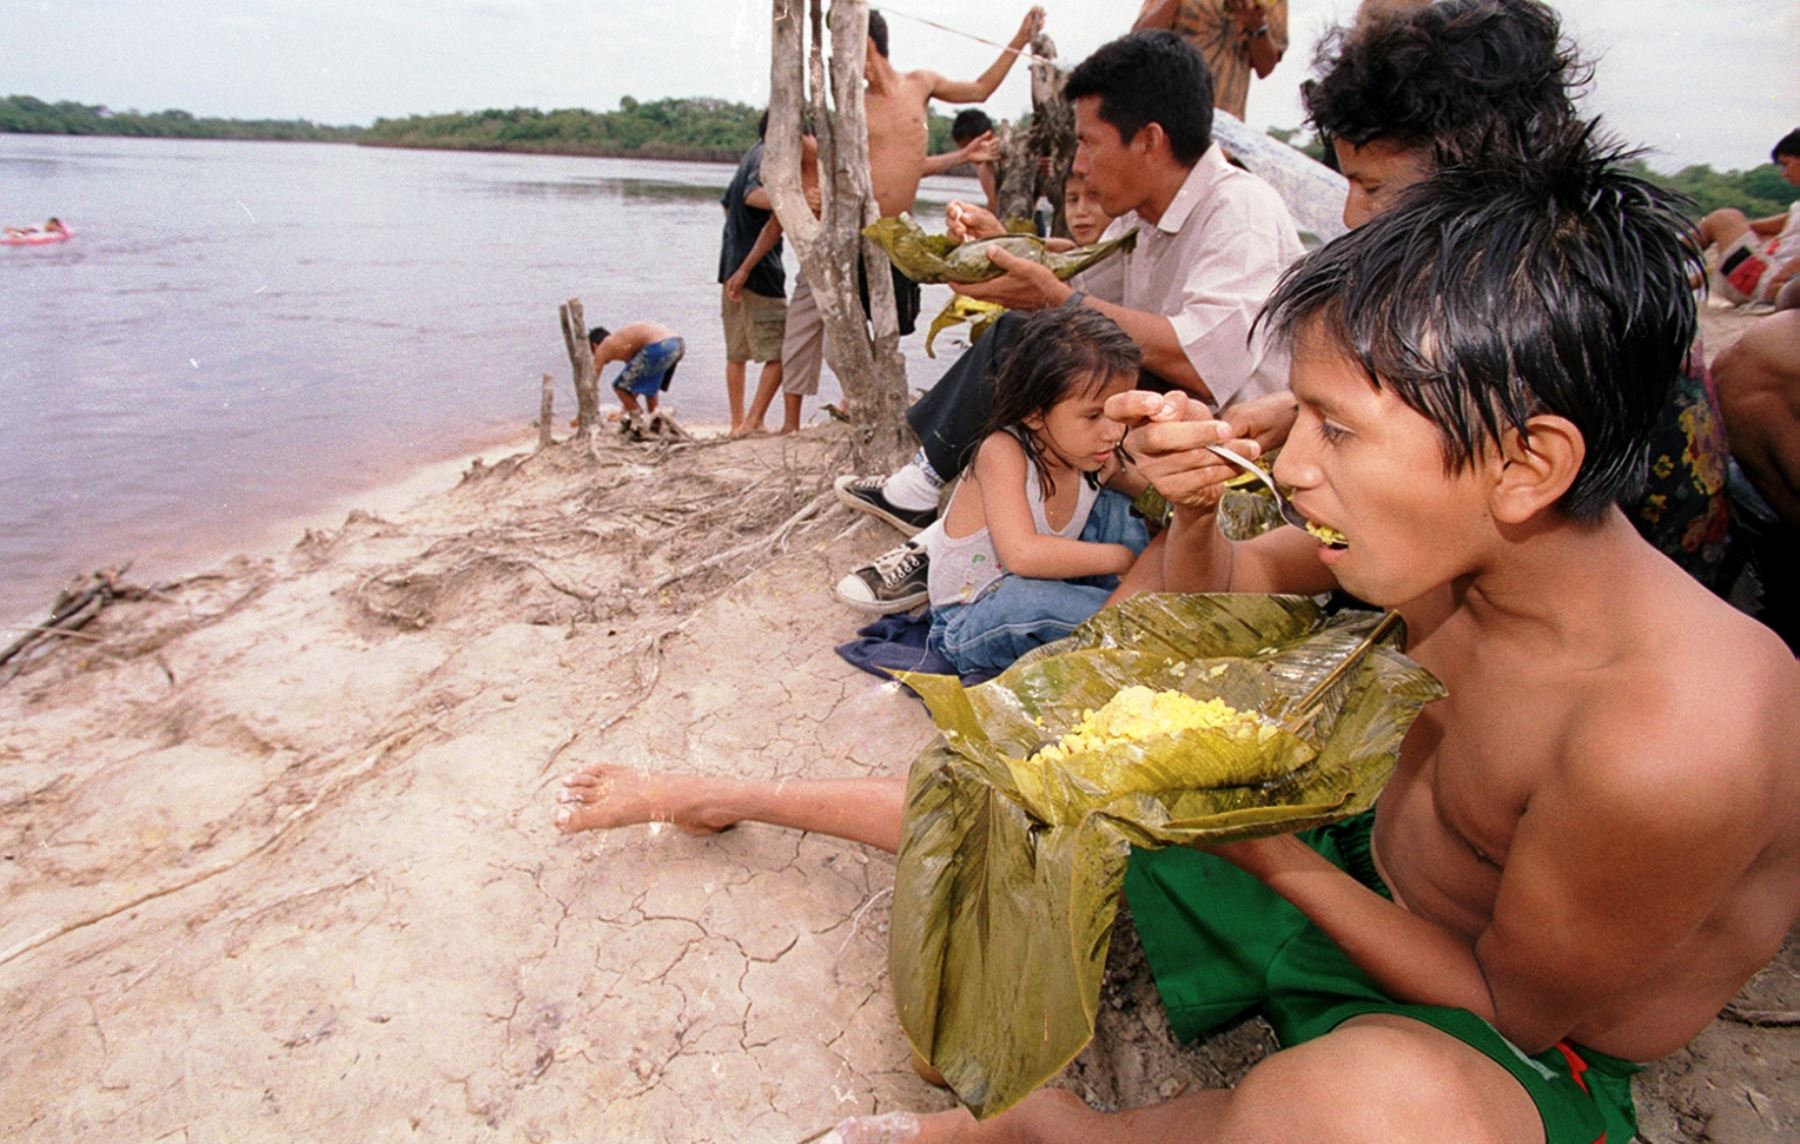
[889,593,1445,1119]
[924,295,1007,358]
[862,214,1138,285]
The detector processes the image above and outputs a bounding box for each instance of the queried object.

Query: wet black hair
[868,10,889,57]
[1262,138,1701,521]
[983,306,1141,497]
[1774,128,1800,162]
[951,109,994,146]
[588,326,608,347]
[1063,31,1213,166]
[757,109,769,140]
[1303,0,1586,170]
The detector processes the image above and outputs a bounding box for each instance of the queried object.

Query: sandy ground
[2,305,1792,1142]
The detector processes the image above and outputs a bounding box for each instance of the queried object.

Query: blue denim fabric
[928,489,1150,675]
[611,337,686,396]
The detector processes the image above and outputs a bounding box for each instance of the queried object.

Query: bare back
[1376,524,1800,1060]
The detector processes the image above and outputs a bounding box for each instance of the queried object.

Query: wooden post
[538,373,555,448]
[558,298,598,437]
[763,0,911,469]
[994,32,1073,234]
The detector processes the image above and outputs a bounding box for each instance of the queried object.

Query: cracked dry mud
[2,330,1793,1140]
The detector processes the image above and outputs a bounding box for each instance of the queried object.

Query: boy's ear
[1490,414,1585,523]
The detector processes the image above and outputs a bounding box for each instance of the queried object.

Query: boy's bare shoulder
[1568,578,1797,825]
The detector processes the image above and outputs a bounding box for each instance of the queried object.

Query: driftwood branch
[763,0,911,470]
[995,31,1072,231]
[0,568,126,685]
[538,373,556,449]
[558,298,598,436]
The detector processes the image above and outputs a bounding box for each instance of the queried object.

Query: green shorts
[1124,814,1639,1144]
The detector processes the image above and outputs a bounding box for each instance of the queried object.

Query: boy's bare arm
[925,7,1045,104]
[1222,691,1784,1054]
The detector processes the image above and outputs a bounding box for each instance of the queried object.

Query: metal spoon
[1204,444,1348,549]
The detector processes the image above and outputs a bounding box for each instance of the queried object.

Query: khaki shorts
[722,288,788,363]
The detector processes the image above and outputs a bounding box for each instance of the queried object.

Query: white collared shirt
[1076,144,1305,408]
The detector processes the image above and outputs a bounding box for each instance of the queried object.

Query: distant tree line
[5,90,1791,214]
[362,96,964,166]
[0,94,361,142]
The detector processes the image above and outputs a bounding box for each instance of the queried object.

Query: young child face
[1026,369,1136,474]
[1063,176,1110,246]
[1272,323,1499,607]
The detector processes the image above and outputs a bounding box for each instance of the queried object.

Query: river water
[0,135,967,627]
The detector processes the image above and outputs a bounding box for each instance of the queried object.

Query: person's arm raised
[957,248,1213,398]
[927,7,1045,104]
[977,433,1136,580]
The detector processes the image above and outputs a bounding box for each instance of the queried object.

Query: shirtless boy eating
[559,148,1799,1142]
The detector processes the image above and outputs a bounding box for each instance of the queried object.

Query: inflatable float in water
[2,226,73,247]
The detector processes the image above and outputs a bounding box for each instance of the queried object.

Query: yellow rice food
[1304,520,1349,547]
[1032,685,1275,766]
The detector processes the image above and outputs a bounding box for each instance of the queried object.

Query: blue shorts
[611,336,685,397]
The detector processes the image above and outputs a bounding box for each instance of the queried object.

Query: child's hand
[1105,390,1261,513]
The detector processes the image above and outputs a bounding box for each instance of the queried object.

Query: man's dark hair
[951,109,994,146]
[1063,31,1213,166]
[867,10,889,57]
[757,109,769,140]
[1262,139,1701,521]
[588,326,608,347]
[1773,128,1800,162]
[1303,0,1586,169]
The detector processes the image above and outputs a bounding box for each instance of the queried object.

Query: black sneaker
[834,474,937,535]
[835,541,930,614]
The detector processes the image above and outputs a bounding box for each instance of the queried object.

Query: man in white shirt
[833,31,1303,612]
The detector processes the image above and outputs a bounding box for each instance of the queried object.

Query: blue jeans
[928,489,1150,675]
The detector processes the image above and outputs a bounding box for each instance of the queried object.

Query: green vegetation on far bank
[1,94,361,142]
[4,92,1792,214]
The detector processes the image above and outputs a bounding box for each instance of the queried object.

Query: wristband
[1064,290,1087,310]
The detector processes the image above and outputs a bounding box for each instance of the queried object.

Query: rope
[876,3,1066,70]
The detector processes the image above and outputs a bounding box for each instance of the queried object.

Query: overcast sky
[3,0,1794,173]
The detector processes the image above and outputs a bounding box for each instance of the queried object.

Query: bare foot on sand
[810,1109,978,1143]
[553,765,740,835]
[729,422,769,439]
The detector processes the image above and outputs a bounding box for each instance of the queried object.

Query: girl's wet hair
[984,307,1141,496]
[1262,133,1701,520]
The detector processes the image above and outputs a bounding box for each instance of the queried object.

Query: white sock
[882,453,943,512]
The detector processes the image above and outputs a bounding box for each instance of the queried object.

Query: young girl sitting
[925,307,1151,675]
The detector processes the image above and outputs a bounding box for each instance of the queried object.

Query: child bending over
[925,307,1150,673]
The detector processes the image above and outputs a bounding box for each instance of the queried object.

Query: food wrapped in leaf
[863,213,1137,285]
[889,593,1444,1120]
[924,294,1006,358]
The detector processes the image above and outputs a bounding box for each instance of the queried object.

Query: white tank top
[926,454,1100,607]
